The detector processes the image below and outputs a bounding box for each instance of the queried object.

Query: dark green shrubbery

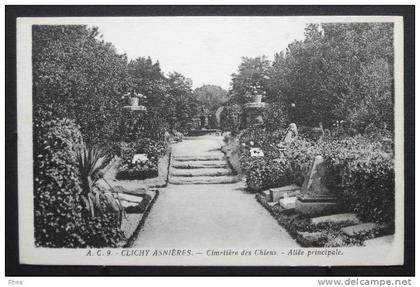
[116,139,167,180]
[118,109,168,143]
[262,102,289,132]
[119,138,167,165]
[238,127,286,175]
[34,117,125,247]
[245,157,294,192]
[244,133,394,224]
[220,104,242,134]
[323,138,394,223]
[116,162,159,180]
[34,117,86,247]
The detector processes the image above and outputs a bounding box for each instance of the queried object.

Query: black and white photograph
[10,9,411,270]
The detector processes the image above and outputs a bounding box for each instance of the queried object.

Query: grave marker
[295,155,338,215]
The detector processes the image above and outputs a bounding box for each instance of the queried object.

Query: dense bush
[220,104,242,134]
[236,127,286,177]
[322,138,394,223]
[33,25,129,146]
[119,139,167,165]
[245,157,294,192]
[116,139,167,180]
[263,102,289,132]
[116,162,159,180]
[239,126,284,158]
[118,109,168,143]
[33,117,125,247]
[228,23,394,135]
[34,117,86,247]
[243,132,394,224]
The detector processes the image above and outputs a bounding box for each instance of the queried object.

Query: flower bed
[229,125,394,226]
[116,161,158,180]
[115,139,167,180]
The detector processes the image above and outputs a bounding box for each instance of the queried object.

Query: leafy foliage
[33,25,129,145]
[116,139,167,180]
[33,117,125,247]
[235,123,394,224]
[76,146,124,225]
[262,102,289,132]
[194,84,228,111]
[269,23,394,132]
[229,56,271,104]
[219,104,242,134]
[245,157,294,192]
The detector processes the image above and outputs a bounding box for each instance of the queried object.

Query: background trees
[225,22,394,134]
[270,23,394,132]
[33,25,130,146]
[228,56,271,104]
[194,84,228,111]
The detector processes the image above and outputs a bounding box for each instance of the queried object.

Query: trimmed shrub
[118,109,168,143]
[116,161,159,180]
[322,138,394,224]
[244,131,394,224]
[34,118,86,247]
[116,138,167,180]
[220,104,242,134]
[34,117,125,247]
[119,139,167,165]
[245,157,294,192]
[282,138,322,185]
[263,102,289,132]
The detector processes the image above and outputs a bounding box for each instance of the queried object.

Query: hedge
[33,117,125,247]
[242,131,394,224]
[219,104,242,133]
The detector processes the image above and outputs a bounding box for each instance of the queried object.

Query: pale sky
[88,17,308,90]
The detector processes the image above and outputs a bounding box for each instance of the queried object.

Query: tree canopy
[227,23,394,133]
[194,84,228,111]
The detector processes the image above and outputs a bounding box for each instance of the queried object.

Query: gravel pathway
[132,135,298,249]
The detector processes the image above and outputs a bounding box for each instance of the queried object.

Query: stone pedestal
[295,155,338,215]
[123,92,147,112]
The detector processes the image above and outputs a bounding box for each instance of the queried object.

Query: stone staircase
[169,152,238,185]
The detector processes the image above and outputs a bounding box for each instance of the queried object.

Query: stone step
[279,196,297,209]
[310,213,360,225]
[171,160,229,169]
[170,168,232,177]
[341,223,388,237]
[270,184,300,202]
[169,175,239,185]
[172,154,225,161]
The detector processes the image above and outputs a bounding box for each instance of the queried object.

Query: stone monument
[295,155,338,215]
[282,123,298,144]
[243,94,266,127]
[276,123,298,151]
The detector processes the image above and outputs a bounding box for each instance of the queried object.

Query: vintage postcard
[17,15,404,266]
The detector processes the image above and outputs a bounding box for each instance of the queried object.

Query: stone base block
[295,198,338,215]
[280,197,296,209]
[261,189,272,202]
[311,213,359,225]
[270,184,300,202]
